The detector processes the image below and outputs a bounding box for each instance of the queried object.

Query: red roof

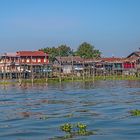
[100,57,137,63]
[16,51,47,57]
[99,57,124,62]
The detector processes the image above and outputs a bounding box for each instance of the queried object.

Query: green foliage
[40,45,72,62]
[130,109,140,116]
[76,42,101,59]
[60,123,72,133]
[58,45,72,57]
[39,47,58,62]
[77,122,87,130]
[77,123,88,136]
[39,42,101,61]
[60,122,95,138]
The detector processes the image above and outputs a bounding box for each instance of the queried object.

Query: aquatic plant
[60,122,95,139]
[60,123,73,133]
[130,109,140,116]
[77,122,87,130]
[77,122,87,135]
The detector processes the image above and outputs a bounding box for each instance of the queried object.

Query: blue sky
[0,0,140,57]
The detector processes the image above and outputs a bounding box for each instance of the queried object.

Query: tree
[57,45,72,56]
[39,44,73,62]
[39,47,58,62]
[76,42,101,58]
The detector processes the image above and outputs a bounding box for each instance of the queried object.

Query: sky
[0,0,140,57]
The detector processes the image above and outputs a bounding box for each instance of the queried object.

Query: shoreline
[0,75,140,85]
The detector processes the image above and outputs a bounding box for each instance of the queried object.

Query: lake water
[0,80,140,140]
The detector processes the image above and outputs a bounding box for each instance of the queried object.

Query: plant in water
[130,109,140,116]
[77,122,87,129]
[77,122,87,136]
[60,123,73,133]
[60,122,95,139]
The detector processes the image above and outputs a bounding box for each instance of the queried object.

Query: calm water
[0,80,140,140]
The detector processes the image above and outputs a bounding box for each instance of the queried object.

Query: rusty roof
[99,57,125,62]
[16,51,48,57]
[98,57,138,63]
[55,56,83,63]
[55,56,131,63]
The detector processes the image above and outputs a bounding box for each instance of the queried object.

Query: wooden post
[9,56,12,79]
[135,60,138,77]
[59,56,62,83]
[71,54,74,81]
[92,62,95,82]
[59,49,62,83]
[3,53,6,83]
[82,58,85,80]
[103,62,106,80]
[89,63,91,78]
[19,56,22,85]
[45,53,48,82]
[113,63,115,80]
[31,55,34,85]
[24,57,27,79]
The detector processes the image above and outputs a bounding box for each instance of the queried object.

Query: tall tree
[76,42,101,58]
[40,44,72,62]
[57,45,72,56]
[39,47,58,62]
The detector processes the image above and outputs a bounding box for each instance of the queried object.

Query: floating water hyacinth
[60,122,95,138]
[60,123,73,133]
[130,109,140,116]
[77,122,87,130]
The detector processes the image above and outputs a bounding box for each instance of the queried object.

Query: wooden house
[0,51,49,79]
[127,51,140,59]
[95,57,124,75]
[54,56,84,74]
[17,51,49,73]
[0,53,20,73]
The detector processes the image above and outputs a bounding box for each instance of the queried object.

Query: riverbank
[0,75,140,85]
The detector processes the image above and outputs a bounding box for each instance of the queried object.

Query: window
[44,58,47,62]
[38,58,41,63]
[32,58,36,63]
[21,59,24,63]
[27,59,30,63]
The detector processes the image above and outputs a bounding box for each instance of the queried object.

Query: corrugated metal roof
[1,52,19,57]
[56,56,83,63]
[100,57,124,62]
[127,51,140,58]
[99,57,137,63]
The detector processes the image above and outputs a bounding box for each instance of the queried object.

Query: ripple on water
[0,80,140,140]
